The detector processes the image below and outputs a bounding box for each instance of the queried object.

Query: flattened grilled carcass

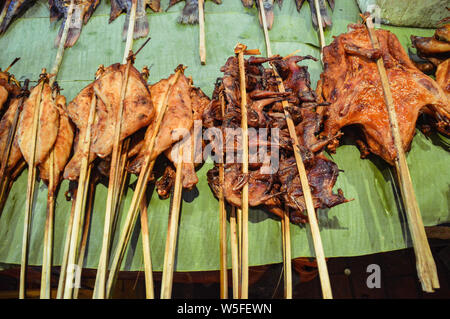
[110,0,161,41]
[50,0,100,48]
[0,97,23,173]
[0,67,20,113]
[436,58,450,101]
[167,0,221,25]
[128,67,193,175]
[317,24,450,165]
[17,80,59,166]
[0,0,35,34]
[39,94,74,185]
[64,63,154,180]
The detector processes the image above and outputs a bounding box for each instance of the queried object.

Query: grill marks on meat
[317,24,450,165]
[64,63,154,180]
[205,54,347,224]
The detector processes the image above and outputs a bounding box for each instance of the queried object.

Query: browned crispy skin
[0,98,22,173]
[64,63,154,180]
[318,24,450,165]
[39,95,74,186]
[127,70,193,175]
[17,82,59,166]
[0,71,20,113]
[436,58,450,102]
[411,35,450,55]
[435,24,450,43]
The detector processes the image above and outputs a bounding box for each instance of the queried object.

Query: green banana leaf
[0,0,448,272]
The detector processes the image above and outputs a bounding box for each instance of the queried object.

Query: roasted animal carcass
[64,63,155,180]
[0,67,20,114]
[17,78,60,166]
[317,23,450,166]
[411,23,450,102]
[0,96,23,174]
[38,92,74,186]
[204,54,347,224]
[110,0,161,41]
[128,66,210,195]
[0,0,35,34]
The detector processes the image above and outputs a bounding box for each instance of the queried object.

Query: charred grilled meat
[0,0,35,34]
[205,54,347,224]
[49,0,100,48]
[167,0,221,25]
[317,23,450,166]
[110,0,161,41]
[64,63,154,180]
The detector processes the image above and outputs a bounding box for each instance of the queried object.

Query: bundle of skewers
[0,0,449,301]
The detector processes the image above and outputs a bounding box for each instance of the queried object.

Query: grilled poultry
[205,54,347,224]
[167,0,221,25]
[49,0,100,48]
[38,92,74,186]
[0,97,24,174]
[436,58,450,101]
[317,23,450,166]
[17,77,60,166]
[0,67,20,113]
[110,0,161,41]
[64,63,155,180]
[0,0,35,34]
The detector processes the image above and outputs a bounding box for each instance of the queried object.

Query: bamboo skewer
[218,93,228,299]
[73,177,95,299]
[93,0,138,298]
[140,196,154,299]
[313,0,326,61]
[199,0,206,64]
[259,0,296,299]
[105,68,184,298]
[63,94,97,299]
[19,74,47,299]
[258,1,331,299]
[235,44,250,299]
[160,144,184,299]
[365,16,439,292]
[229,207,240,299]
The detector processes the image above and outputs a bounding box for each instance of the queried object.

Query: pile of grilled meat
[203,54,347,224]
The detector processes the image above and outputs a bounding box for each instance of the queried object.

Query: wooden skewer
[229,206,240,299]
[73,177,95,299]
[235,44,250,299]
[19,74,47,299]
[313,0,326,62]
[257,1,296,299]
[160,143,184,299]
[63,94,97,299]
[105,68,184,298]
[140,196,155,299]
[199,0,206,65]
[365,16,439,292]
[40,148,56,299]
[218,93,228,299]
[93,0,137,298]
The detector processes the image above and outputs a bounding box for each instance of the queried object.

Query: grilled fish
[49,0,100,48]
[110,0,161,41]
[0,0,35,34]
[295,0,333,30]
[167,0,221,25]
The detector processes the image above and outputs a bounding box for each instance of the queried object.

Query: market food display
[0,0,448,299]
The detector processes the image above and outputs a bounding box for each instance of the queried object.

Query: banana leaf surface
[0,0,448,272]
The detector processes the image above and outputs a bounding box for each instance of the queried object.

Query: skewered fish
[317,23,450,165]
[110,0,161,40]
[17,77,59,166]
[49,0,100,48]
[167,0,221,25]
[38,91,74,185]
[64,63,155,180]
[0,0,35,34]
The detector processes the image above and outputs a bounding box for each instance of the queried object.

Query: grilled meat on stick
[167,0,221,25]
[63,63,155,180]
[49,0,100,48]
[0,67,20,114]
[204,55,347,224]
[317,23,450,166]
[110,0,161,40]
[0,0,35,35]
